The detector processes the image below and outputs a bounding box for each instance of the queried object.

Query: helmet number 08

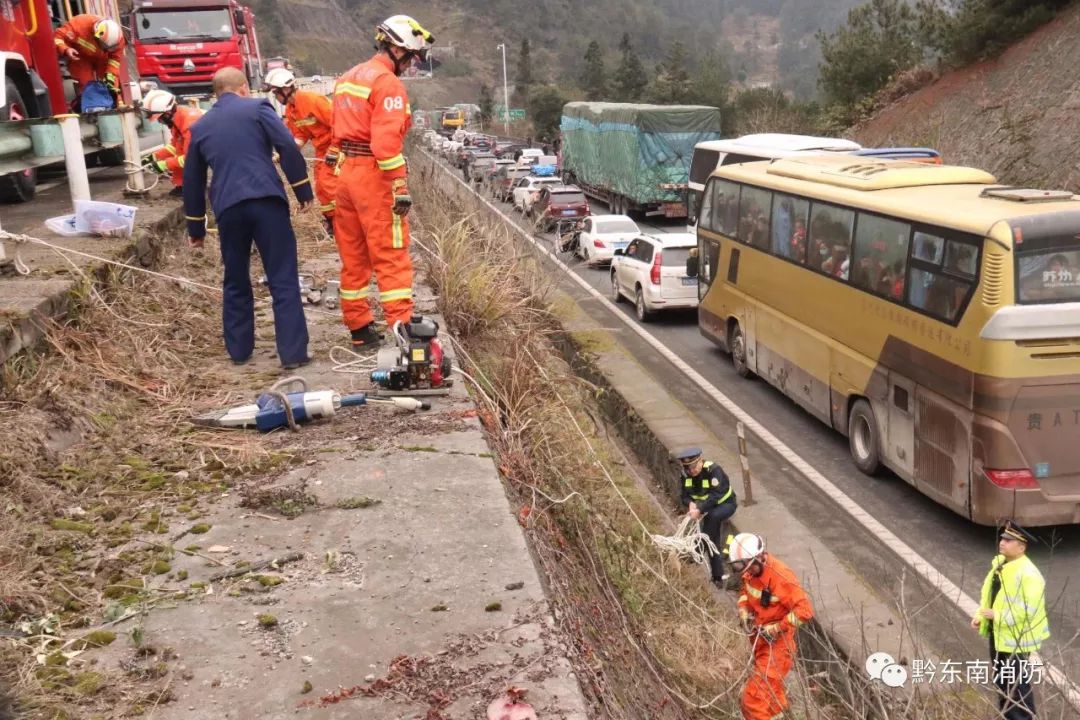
[383,96,405,111]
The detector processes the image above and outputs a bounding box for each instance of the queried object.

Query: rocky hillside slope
[852,4,1080,191]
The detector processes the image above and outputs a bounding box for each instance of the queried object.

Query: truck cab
[131,0,262,98]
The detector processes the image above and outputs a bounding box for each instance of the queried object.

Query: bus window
[909,269,970,322]
[770,193,810,263]
[852,213,911,301]
[699,180,715,232]
[712,179,741,236]
[912,231,945,264]
[943,240,978,277]
[690,149,721,186]
[808,203,855,280]
[739,185,773,250]
[1017,249,1080,303]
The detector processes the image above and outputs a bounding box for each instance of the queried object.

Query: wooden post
[737,422,754,506]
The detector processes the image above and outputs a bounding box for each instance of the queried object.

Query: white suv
[513,176,562,214]
[610,233,699,321]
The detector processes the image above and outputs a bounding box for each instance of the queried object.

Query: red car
[534,185,590,231]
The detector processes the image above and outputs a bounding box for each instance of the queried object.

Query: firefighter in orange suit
[54,15,125,103]
[140,90,204,197]
[729,533,814,720]
[329,14,434,349]
[264,68,339,237]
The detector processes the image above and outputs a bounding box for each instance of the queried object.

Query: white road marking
[423,149,1080,707]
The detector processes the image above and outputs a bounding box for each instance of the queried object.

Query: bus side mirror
[686,249,699,278]
[233,9,247,33]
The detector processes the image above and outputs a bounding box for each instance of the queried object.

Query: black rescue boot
[350,323,383,351]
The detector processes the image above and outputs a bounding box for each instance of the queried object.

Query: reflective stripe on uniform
[163,144,177,156]
[738,595,748,604]
[320,201,336,213]
[76,38,97,52]
[290,177,311,188]
[339,287,371,300]
[786,611,802,628]
[379,288,412,302]
[335,82,371,99]
[378,154,406,171]
[405,103,412,115]
[177,155,185,168]
[185,215,206,221]
[391,213,403,249]
[294,118,317,127]
[107,58,121,69]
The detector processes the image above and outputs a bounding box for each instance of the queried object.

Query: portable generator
[370,316,453,393]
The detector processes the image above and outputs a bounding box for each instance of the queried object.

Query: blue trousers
[216,197,308,365]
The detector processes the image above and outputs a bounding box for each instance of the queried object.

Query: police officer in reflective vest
[972,520,1049,720]
[676,447,737,584]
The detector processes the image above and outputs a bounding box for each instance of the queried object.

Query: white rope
[329,344,379,375]
[650,515,720,566]
[122,158,163,194]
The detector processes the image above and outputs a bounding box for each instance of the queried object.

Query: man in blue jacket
[183,66,313,369]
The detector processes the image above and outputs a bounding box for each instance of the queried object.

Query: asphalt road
[440,156,1080,694]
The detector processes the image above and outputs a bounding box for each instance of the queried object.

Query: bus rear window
[1017,248,1080,303]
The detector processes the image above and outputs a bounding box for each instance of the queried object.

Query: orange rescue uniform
[153,106,204,188]
[284,89,339,219]
[53,14,125,91]
[331,53,412,330]
[737,555,814,720]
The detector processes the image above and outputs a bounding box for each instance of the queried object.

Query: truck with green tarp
[559,102,722,219]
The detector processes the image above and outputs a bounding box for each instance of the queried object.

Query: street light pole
[496,43,510,136]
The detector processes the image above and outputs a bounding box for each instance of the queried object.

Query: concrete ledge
[0,204,184,369]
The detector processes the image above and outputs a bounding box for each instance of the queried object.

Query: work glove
[759,622,783,642]
[142,155,167,174]
[104,72,119,92]
[391,178,412,217]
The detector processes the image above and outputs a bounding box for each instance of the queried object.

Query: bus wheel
[0,79,38,203]
[729,323,751,378]
[848,399,881,475]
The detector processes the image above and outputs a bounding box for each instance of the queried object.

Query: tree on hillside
[580,41,608,100]
[817,0,922,114]
[647,42,692,104]
[613,33,648,102]
[516,39,535,104]
[916,0,1072,65]
[732,87,823,135]
[528,85,567,145]
[478,85,495,125]
[688,50,735,133]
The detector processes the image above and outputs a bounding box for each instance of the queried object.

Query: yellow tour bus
[690,155,1080,526]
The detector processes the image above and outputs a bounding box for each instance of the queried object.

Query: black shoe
[231,356,252,366]
[350,324,383,350]
[324,218,335,238]
[281,357,311,370]
[169,186,183,197]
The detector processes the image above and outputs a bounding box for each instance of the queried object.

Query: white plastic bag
[75,200,137,238]
[45,214,82,236]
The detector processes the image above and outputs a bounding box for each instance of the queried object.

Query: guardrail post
[736,421,755,506]
[124,82,146,193]
[57,114,91,205]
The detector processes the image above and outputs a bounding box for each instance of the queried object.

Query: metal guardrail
[0,108,167,176]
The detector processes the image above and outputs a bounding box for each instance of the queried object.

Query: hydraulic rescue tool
[370,316,453,394]
[193,377,428,432]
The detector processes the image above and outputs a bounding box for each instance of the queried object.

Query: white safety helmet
[93,18,123,51]
[263,67,296,91]
[141,89,177,118]
[375,14,434,58]
[727,533,765,564]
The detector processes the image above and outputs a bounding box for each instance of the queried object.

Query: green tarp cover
[560,102,722,204]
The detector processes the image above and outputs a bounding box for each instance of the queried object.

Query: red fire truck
[131,0,262,99]
[0,0,70,200]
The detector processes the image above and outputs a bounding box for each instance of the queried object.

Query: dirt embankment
[853,5,1080,190]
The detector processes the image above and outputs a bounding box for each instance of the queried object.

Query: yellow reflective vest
[976,554,1049,654]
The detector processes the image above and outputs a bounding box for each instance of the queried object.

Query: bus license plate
[681,277,698,286]
[561,210,577,216]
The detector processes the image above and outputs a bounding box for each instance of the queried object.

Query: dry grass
[0,220,319,717]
